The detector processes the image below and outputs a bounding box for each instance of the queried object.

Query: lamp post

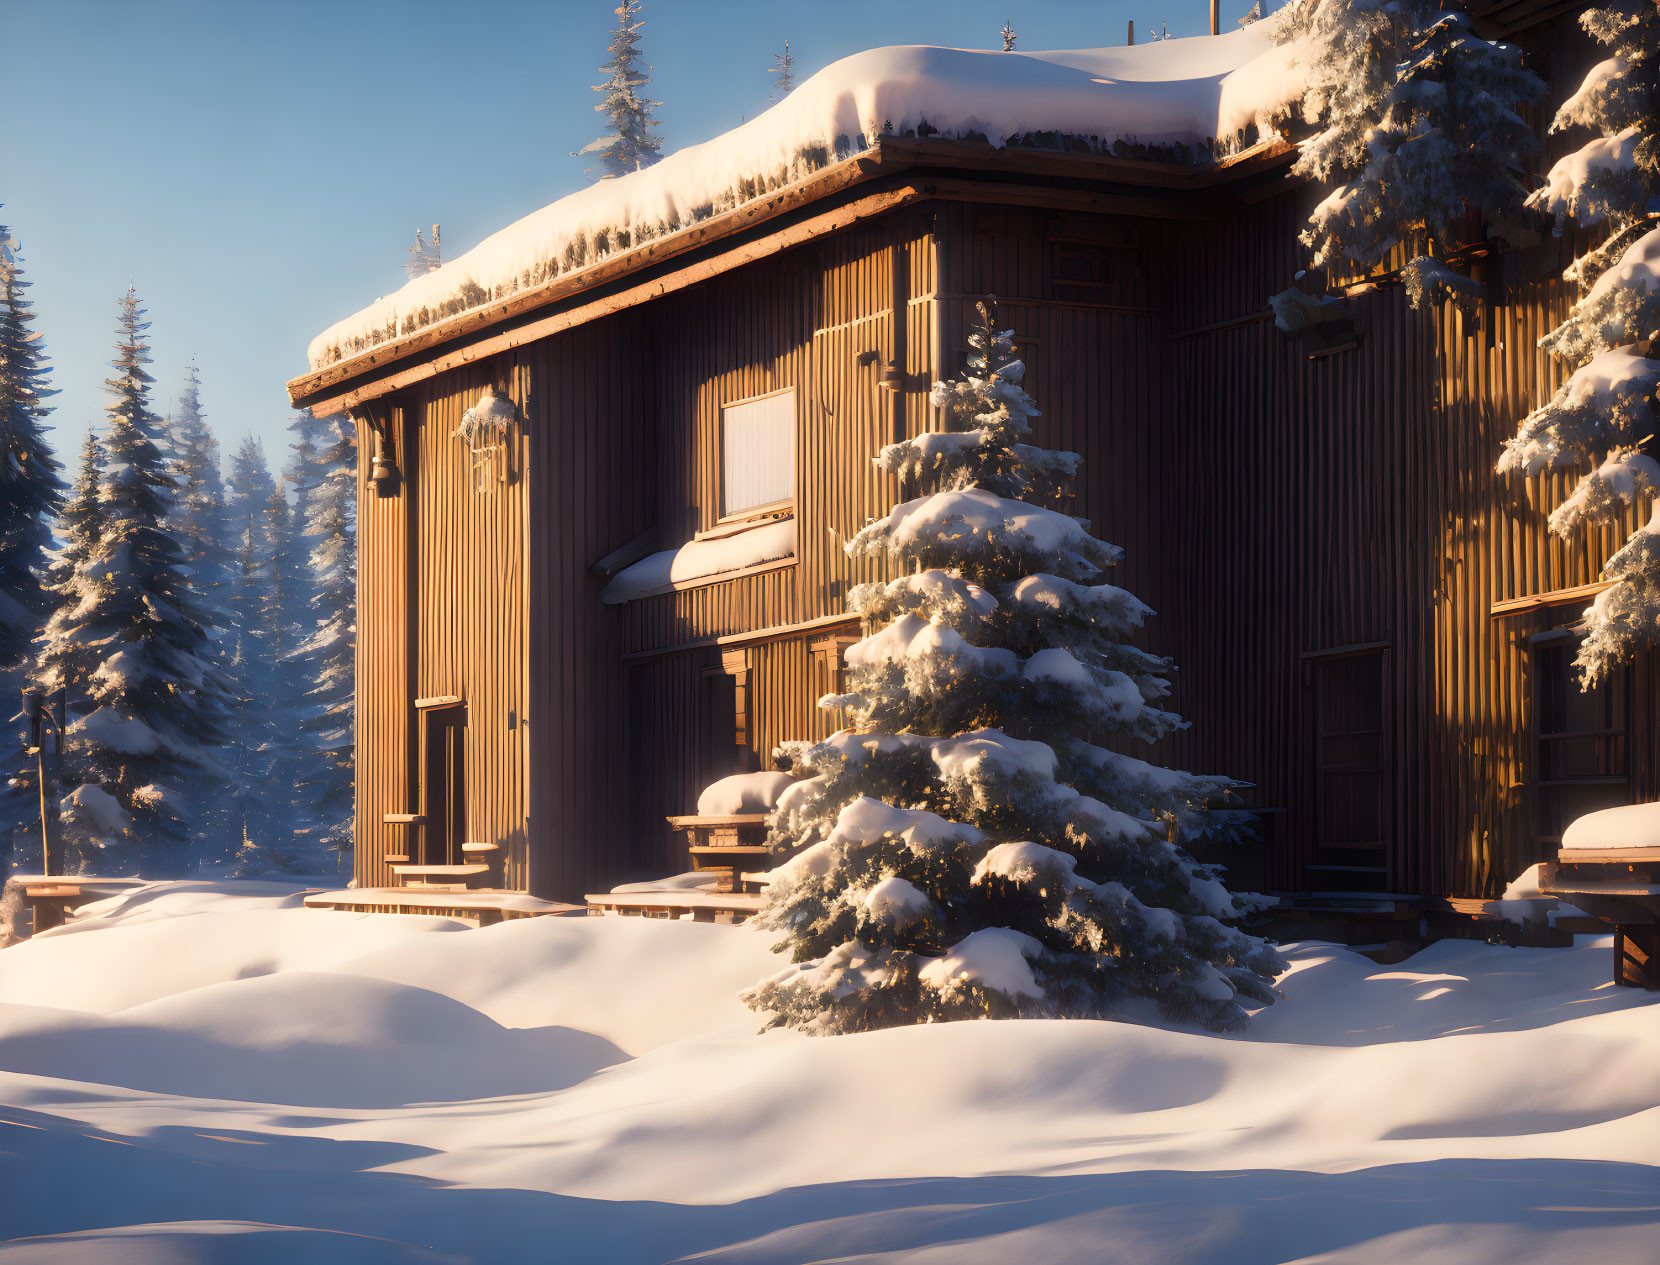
[19,685,65,875]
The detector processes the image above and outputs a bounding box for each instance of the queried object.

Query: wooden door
[1307,649,1390,891]
[422,706,467,866]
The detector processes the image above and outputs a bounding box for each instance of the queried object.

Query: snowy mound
[3,882,1655,1261]
[1561,800,1660,850]
[306,30,1303,369]
[696,770,796,816]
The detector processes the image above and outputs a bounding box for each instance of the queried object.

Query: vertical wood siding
[352,11,1637,902]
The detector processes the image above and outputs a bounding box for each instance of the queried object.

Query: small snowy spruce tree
[1270,0,1544,307]
[287,409,356,869]
[744,301,1283,1035]
[1496,1,1659,683]
[43,290,232,875]
[0,225,65,869]
[405,225,441,280]
[576,0,663,179]
[771,40,796,101]
[1001,22,1017,52]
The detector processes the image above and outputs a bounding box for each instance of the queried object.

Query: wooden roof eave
[287,135,1297,416]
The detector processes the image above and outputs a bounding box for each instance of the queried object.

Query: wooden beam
[1490,579,1614,618]
[622,611,862,663]
[290,135,1301,414]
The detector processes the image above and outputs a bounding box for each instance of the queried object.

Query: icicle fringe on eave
[305,30,1306,371]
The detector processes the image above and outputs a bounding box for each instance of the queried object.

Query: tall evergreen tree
[575,0,663,179]
[0,224,65,872]
[745,302,1282,1035]
[42,290,232,875]
[288,409,356,871]
[1497,1,1659,683]
[1270,0,1544,307]
[162,364,238,862]
[221,435,283,861]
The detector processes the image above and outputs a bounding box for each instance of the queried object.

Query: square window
[721,389,795,520]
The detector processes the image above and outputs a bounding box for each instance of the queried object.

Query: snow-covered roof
[304,29,1304,374]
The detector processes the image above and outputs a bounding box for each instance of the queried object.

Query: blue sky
[6,0,1228,470]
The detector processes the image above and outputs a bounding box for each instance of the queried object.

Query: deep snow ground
[0,882,1658,1263]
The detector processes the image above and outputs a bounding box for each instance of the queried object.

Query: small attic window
[720,388,795,522]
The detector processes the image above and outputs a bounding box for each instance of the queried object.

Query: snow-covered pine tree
[771,40,796,101]
[0,225,65,871]
[745,301,1283,1035]
[1496,1,1659,683]
[405,225,442,280]
[575,0,663,179]
[162,363,237,862]
[287,408,355,870]
[1270,0,1545,307]
[44,290,232,876]
[32,429,106,873]
[1000,21,1017,51]
[220,435,285,863]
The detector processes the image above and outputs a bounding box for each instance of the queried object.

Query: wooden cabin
[287,4,1642,910]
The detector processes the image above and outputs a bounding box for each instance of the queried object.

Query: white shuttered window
[721,389,795,518]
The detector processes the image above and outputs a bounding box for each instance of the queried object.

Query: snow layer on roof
[602,517,796,604]
[306,29,1303,370]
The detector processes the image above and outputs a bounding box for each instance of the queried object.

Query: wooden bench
[584,890,767,924]
[304,887,585,926]
[4,876,144,937]
[666,813,775,893]
[1539,847,1660,988]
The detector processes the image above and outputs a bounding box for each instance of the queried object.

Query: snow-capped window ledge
[603,517,797,604]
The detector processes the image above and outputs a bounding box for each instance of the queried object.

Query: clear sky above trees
[5,0,1248,459]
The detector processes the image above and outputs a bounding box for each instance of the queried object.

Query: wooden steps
[1540,848,1660,988]
[390,862,489,893]
[585,890,767,923]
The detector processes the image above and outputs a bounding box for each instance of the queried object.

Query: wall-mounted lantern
[454,385,518,493]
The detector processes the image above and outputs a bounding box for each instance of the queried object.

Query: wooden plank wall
[350,6,1639,903]
[352,418,413,888]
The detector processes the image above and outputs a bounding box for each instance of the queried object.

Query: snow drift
[1,882,1658,1262]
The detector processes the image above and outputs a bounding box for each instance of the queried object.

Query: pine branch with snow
[1272,0,1545,308]
[744,300,1281,1036]
[1496,1,1659,685]
[576,0,663,179]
